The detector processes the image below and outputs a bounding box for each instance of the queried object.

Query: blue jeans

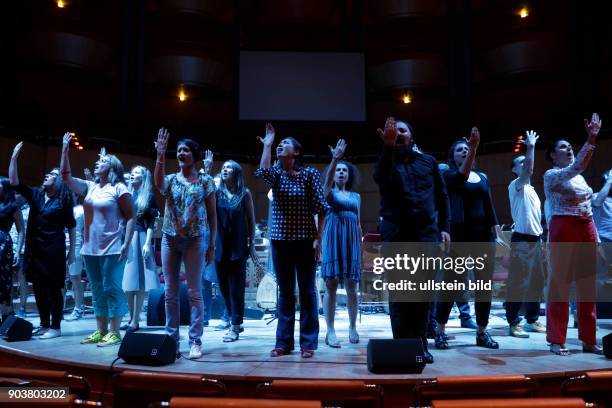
[161,234,205,346]
[83,255,128,318]
[271,240,319,351]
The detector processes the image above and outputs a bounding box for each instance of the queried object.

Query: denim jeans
[161,234,205,346]
[271,240,319,351]
[505,232,545,325]
[83,254,128,318]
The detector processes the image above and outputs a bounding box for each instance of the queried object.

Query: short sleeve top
[161,173,216,238]
[82,181,131,256]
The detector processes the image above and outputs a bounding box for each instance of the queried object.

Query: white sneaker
[189,343,203,359]
[32,327,49,336]
[40,329,61,339]
[65,308,83,321]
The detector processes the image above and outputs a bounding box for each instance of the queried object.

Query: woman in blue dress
[321,139,362,348]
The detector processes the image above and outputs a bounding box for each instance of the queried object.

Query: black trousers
[380,219,439,352]
[215,257,247,326]
[435,223,494,328]
[33,281,63,329]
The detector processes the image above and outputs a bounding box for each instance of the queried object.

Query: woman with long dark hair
[214,160,255,342]
[0,177,24,323]
[544,113,602,356]
[154,128,217,360]
[10,142,76,339]
[255,123,328,358]
[61,134,136,347]
[121,165,159,332]
[321,139,362,348]
[434,128,500,350]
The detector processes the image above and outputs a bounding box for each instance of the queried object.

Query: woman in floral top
[544,113,602,356]
[255,123,327,359]
[154,128,217,360]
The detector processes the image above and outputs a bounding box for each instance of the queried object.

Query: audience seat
[160,397,321,408]
[414,375,537,405]
[0,367,90,399]
[112,370,225,408]
[430,397,588,408]
[256,379,383,408]
[562,370,612,407]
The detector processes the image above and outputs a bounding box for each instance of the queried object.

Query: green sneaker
[81,330,105,344]
[97,331,122,347]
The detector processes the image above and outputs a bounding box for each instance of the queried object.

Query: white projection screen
[239,51,366,122]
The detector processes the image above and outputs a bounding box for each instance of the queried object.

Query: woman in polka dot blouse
[255,123,328,359]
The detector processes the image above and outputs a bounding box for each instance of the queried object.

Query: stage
[1,305,611,405]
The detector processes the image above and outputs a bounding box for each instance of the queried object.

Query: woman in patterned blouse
[154,128,217,360]
[544,113,602,356]
[255,123,328,359]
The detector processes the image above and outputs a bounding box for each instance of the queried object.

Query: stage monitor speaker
[118,332,176,366]
[0,315,33,342]
[604,333,612,359]
[147,284,190,326]
[367,338,426,374]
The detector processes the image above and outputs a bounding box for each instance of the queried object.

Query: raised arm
[515,130,539,190]
[154,128,170,193]
[545,113,601,188]
[459,127,480,178]
[257,123,275,169]
[202,150,213,175]
[373,117,398,185]
[60,133,89,196]
[593,169,612,207]
[9,142,23,186]
[324,139,347,199]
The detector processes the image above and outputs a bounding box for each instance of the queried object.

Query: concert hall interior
[0,1,611,407]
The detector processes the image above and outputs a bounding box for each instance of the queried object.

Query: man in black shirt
[373,117,451,364]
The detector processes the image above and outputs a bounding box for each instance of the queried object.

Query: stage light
[178,88,187,102]
[518,7,529,18]
[57,0,66,8]
[74,141,80,146]
[402,93,412,104]
[77,146,84,150]
[517,135,525,140]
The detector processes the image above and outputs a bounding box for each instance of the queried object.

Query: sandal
[582,343,603,354]
[270,348,290,357]
[550,343,570,356]
[223,329,239,342]
[434,333,449,349]
[349,327,360,344]
[301,349,315,359]
[476,331,499,349]
[325,333,341,348]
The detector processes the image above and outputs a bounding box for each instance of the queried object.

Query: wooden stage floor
[1,305,611,382]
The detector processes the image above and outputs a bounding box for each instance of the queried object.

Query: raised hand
[584,112,602,138]
[257,123,275,147]
[11,142,23,160]
[62,132,72,151]
[521,130,539,147]
[203,149,213,172]
[155,128,170,157]
[328,139,347,160]
[377,117,397,146]
[465,126,480,150]
[83,168,93,181]
[605,169,612,183]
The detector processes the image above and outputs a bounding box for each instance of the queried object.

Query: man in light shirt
[505,130,546,338]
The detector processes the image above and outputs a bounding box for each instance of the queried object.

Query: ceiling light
[402,93,412,104]
[518,7,529,18]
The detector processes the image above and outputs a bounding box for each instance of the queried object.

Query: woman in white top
[543,113,602,356]
[61,133,136,347]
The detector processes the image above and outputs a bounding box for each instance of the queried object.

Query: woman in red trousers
[543,113,603,356]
